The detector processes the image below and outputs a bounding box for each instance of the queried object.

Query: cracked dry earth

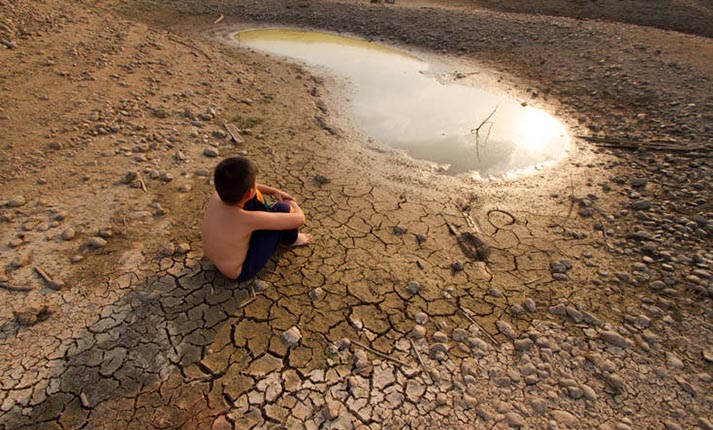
[1,1,713,430]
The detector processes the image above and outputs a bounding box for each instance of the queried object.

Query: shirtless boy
[201,157,312,281]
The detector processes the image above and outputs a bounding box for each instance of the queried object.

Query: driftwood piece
[224,123,244,144]
[351,339,409,367]
[0,281,32,292]
[409,338,433,383]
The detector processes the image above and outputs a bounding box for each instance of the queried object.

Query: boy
[201,157,312,281]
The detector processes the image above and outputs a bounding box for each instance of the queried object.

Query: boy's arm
[256,183,294,202]
[246,203,305,231]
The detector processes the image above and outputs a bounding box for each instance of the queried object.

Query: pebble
[523,298,537,312]
[308,287,325,301]
[159,243,176,257]
[551,410,579,428]
[600,330,633,348]
[405,281,420,295]
[452,328,468,342]
[411,325,426,339]
[413,312,428,324]
[432,331,448,343]
[505,412,525,428]
[496,320,516,339]
[7,195,27,207]
[281,326,302,347]
[70,255,83,263]
[8,238,23,248]
[322,400,341,421]
[632,200,652,210]
[393,225,407,235]
[514,338,534,352]
[14,304,51,326]
[88,237,107,248]
[175,243,191,254]
[203,147,219,157]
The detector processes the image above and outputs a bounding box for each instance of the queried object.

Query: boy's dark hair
[214,157,258,204]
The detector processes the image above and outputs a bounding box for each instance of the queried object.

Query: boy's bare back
[201,193,253,279]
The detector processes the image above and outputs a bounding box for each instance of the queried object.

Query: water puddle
[235,29,569,178]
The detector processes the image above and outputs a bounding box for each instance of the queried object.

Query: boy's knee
[271,202,291,213]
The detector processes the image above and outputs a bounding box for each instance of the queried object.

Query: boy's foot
[290,233,312,247]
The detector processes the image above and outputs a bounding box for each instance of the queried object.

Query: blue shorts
[236,195,298,282]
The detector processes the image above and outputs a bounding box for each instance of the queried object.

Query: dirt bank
[0,0,711,429]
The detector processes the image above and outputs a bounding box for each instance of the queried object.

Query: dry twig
[458,306,499,346]
[351,339,409,367]
[471,106,498,163]
[409,338,432,383]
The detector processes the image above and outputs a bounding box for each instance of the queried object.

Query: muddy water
[236,29,569,177]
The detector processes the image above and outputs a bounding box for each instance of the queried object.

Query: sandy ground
[0,0,711,429]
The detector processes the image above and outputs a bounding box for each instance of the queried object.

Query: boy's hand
[275,191,295,202]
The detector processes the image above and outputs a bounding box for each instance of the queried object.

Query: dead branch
[0,281,32,292]
[409,338,433,383]
[458,306,500,346]
[471,106,498,163]
[351,339,409,367]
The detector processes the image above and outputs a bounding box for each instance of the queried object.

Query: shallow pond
[236,29,569,177]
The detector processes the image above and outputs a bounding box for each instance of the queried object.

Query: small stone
[411,325,426,339]
[496,320,516,339]
[523,298,536,312]
[505,412,526,428]
[8,238,23,248]
[70,255,83,263]
[463,394,478,409]
[203,147,219,157]
[405,281,420,295]
[175,243,191,254]
[14,304,51,326]
[514,338,534,352]
[432,331,448,343]
[7,196,27,208]
[178,184,192,193]
[393,225,407,235]
[88,237,107,248]
[666,352,685,370]
[59,228,76,241]
[551,410,579,428]
[281,326,302,348]
[159,243,176,257]
[308,287,325,301]
[323,400,341,421]
[405,381,425,402]
[632,200,652,210]
[451,261,465,272]
[703,349,713,363]
[630,178,648,188]
[10,253,31,268]
[452,328,468,342]
[313,174,330,185]
[600,330,633,348]
[413,312,428,324]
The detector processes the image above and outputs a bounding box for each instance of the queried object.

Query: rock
[175,243,191,254]
[281,326,302,348]
[411,325,426,339]
[432,331,448,343]
[514,338,534,352]
[203,147,219,157]
[551,410,579,428]
[61,228,76,241]
[496,320,516,339]
[308,287,325,301]
[630,178,648,188]
[505,412,526,428]
[632,200,652,210]
[463,394,478,409]
[159,243,176,257]
[663,421,682,430]
[523,298,537,312]
[703,349,713,363]
[405,381,425,402]
[323,400,341,421]
[7,196,27,207]
[600,330,633,348]
[14,304,51,326]
[666,352,685,370]
[313,174,330,185]
[70,255,84,263]
[405,281,420,295]
[413,312,428,324]
[393,225,407,235]
[452,328,468,342]
[88,237,107,248]
[699,418,713,430]
[10,253,31,269]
